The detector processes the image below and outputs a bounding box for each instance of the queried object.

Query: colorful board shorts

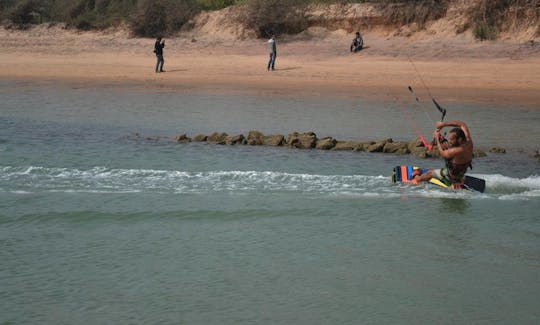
[432,167,465,188]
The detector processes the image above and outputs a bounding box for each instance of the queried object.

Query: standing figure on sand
[154,37,165,73]
[413,120,474,189]
[350,31,363,53]
[267,35,277,71]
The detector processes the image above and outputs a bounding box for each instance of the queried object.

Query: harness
[446,159,472,180]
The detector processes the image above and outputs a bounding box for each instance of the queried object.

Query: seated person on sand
[413,121,474,189]
[350,32,363,53]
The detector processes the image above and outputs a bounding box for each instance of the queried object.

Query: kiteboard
[392,165,486,193]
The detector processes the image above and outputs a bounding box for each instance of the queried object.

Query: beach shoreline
[1,26,540,107]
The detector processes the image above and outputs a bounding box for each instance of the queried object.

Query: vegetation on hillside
[469,0,540,40]
[240,0,309,37]
[0,0,538,40]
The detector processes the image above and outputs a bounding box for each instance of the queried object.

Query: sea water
[1,81,539,324]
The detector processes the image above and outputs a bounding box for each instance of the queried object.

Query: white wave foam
[11,190,34,194]
[474,174,540,197]
[48,189,143,194]
[1,166,538,199]
[479,174,540,189]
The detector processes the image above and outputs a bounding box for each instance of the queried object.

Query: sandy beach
[1,25,539,107]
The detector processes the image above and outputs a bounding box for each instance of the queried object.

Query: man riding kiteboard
[413,120,473,189]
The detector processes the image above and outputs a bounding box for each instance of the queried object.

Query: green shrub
[131,0,167,37]
[197,0,237,10]
[241,0,309,38]
[73,14,94,30]
[1,0,17,19]
[130,0,200,37]
[473,21,497,41]
[8,0,44,27]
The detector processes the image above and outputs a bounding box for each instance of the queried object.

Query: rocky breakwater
[171,130,489,159]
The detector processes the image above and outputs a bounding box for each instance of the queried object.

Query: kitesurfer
[413,120,474,189]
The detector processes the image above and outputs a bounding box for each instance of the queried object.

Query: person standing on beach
[267,35,277,71]
[350,32,363,53]
[413,120,474,189]
[154,37,165,73]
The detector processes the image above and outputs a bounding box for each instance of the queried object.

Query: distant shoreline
[1,26,539,108]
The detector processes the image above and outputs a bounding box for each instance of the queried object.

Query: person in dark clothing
[154,37,165,73]
[350,32,363,53]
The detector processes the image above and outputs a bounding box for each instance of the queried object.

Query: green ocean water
[1,81,539,324]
